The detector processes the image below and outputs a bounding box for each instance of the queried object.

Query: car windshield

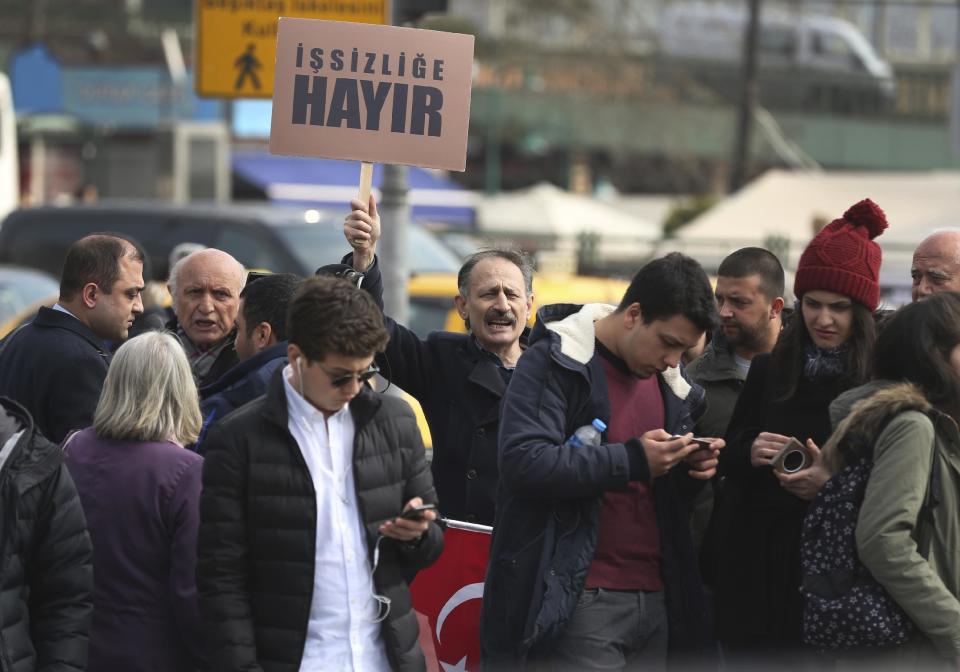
[273,222,462,274]
[0,269,59,324]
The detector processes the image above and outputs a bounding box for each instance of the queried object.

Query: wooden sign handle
[351,161,375,249]
[358,161,374,206]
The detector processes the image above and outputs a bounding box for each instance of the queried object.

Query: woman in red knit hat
[707,199,888,667]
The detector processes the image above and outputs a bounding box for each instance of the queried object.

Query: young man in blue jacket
[196,272,300,449]
[481,253,723,671]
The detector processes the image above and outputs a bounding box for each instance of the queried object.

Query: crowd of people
[0,194,957,672]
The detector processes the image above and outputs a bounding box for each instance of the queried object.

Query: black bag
[800,443,941,651]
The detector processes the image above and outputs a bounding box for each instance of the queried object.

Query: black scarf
[803,340,849,383]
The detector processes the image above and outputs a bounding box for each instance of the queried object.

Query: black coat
[0,397,94,672]
[354,255,516,525]
[197,370,444,672]
[708,353,846,649]
[0,307,110,443]
[480,304,711,669]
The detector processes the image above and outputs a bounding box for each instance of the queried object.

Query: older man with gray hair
[911,230,960,302]
[167,249,246,387]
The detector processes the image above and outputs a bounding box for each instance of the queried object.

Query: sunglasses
[316,362,380,388]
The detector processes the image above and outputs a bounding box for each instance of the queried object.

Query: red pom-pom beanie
[794,198,888,311]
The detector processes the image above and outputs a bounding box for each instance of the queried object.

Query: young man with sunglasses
[198,275,443,672]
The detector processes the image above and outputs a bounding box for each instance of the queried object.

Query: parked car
[0,201,462,281]
[0,265,59,329]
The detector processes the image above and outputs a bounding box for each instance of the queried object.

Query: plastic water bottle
[565,418,607,448]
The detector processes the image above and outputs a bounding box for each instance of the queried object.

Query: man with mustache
[687,247,785,439]
[343,196,533,525]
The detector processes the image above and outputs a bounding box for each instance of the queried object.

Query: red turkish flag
[411,522,492,672]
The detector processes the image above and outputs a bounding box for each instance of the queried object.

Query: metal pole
[729,0,762,193]
[379,164,410,324]
[379,2,412,324]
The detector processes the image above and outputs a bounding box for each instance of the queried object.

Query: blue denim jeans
[543,588,669,671]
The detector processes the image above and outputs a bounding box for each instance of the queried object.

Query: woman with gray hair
[64,331,204,672]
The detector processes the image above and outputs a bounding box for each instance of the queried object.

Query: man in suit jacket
[0,234,145,443]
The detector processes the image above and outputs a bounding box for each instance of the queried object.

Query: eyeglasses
[316,362,380,388]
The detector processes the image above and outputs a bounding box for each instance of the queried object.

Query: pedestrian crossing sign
[195,0,389,99]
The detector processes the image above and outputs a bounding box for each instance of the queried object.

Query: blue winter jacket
[195,343,288,452]
[480,303,712,669]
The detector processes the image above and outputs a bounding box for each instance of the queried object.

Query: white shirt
[282,366,390,672]
[51,303,79,320]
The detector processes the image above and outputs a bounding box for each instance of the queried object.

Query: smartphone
[400,503,437,520]
[771,437,811,474]
[670,435,714,449]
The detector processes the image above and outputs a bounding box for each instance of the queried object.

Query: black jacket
[0,397,93,672]
[197,370,444,672]
[480,304,711,669]
[0,307,110,443]
[708,353,847,648]
[352,254,520,525]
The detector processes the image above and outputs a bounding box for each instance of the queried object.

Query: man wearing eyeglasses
[343,195,534,526]
[198,275,443,672]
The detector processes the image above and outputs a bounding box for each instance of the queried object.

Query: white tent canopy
[478,182,660,241]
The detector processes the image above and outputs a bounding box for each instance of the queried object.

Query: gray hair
[168,242,207,275]
[457,249,534,298]
[93,331,202,445]
[168,248,245,298]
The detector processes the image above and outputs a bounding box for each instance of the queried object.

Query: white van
[659,2,896,112]
[0,73,18,221]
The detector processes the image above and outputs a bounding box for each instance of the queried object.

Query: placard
[270,18,474,171]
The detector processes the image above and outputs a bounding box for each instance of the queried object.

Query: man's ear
[256,322,274,348]
[81,282,99,309]
[770,296,785,319]
[287,343,303,362]
[623,302,642,328]
[454,294,468,320]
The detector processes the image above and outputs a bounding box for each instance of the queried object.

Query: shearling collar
[541,302,693,401]
[823,381,932,473]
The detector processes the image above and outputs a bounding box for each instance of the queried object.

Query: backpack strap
[915,414,942,559]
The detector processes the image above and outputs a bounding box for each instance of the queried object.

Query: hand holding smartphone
[669,435,715,449]
[400,503,437,521]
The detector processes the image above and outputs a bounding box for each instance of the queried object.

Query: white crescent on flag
[435,582,485,645]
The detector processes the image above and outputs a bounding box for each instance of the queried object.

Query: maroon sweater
[585,345,664,591]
